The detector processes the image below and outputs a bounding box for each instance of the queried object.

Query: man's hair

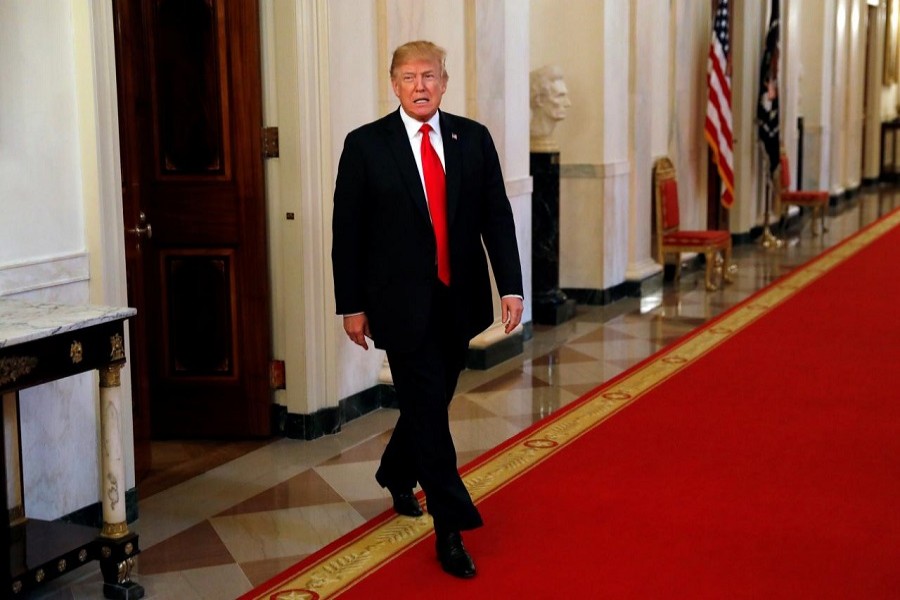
[530,65,564,109]
[390,40,448,81]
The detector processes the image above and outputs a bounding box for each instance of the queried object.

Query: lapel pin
[451,133,458,140]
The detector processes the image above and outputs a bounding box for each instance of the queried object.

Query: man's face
[391,58,447,122]
[545,79,571,121]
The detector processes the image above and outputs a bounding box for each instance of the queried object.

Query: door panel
[161,249,237,378]
[114,0,272,442]
[151,0,230,177]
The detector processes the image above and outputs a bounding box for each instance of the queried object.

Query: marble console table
[0,300,143,599]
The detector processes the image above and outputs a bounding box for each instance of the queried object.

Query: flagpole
[759,141,784,249]
[757,0,783,249]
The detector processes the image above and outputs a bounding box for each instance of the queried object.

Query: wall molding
[505,175,533,198]
[560,160,631,179]
[0,253,90,297]
[801,123,826,135]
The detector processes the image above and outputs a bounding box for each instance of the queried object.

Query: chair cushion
[782,190,828,205]
[663,230,730,247]
[660,178,680,229]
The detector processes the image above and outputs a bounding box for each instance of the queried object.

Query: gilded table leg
[3,393,24,526]
[98,365,143,600]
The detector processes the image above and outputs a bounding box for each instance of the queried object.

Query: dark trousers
[376,282,483,532]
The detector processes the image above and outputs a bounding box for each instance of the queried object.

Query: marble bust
[530,65,571,153]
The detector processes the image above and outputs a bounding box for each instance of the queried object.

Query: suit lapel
[440,111,462,228]
[384,110,431,224]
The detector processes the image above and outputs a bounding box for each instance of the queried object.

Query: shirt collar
[398,108,441,140]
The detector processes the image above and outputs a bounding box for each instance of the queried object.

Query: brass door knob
[130,211,153,239]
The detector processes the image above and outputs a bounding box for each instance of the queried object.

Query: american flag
[704,0,735,209]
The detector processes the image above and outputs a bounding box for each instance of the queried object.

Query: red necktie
[420,124,450,285]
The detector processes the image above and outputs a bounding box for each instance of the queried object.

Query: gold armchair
[779,152,829,236]
[653,157,733,291]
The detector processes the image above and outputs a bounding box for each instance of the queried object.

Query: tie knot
[420,124,432,136]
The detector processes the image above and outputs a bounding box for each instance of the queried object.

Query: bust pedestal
[530,150,576,325]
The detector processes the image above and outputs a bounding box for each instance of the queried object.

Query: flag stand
[759,145,784,249]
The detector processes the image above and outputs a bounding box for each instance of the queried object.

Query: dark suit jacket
[332,109,523,352]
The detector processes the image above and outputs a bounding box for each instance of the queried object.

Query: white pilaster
[627,0,665,284]
[863,1,886,181]
[469,0,533,326]
[79,0,136,492]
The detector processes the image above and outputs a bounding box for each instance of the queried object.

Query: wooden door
[113,0,272,449]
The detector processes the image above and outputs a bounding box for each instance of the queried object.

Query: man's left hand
[501,296,524,334]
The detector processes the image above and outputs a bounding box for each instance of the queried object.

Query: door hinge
[262,126,279,159]
[270,359,286,390]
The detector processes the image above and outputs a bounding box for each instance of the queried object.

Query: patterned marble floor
[33,186,900,599]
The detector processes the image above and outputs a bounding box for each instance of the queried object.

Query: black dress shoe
[435,531,476,579]
[389,490,422,517]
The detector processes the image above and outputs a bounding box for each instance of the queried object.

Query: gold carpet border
[253,210,900,600]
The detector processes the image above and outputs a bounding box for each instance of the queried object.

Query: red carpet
[245,209,900,599]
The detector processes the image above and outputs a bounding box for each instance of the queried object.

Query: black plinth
[531,151,575,325]
[533,292,577,326]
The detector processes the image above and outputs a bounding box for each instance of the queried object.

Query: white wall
[531,0,604,164]
[0,1,105,520]
[0,2,85,263]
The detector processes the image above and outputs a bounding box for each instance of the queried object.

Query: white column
[468,0,532,334]
[626,0,665,283]
[798,0,836,191]
[831,0,851,194]
[844,0,867,188]
[598,0,630,289]
[730,0,765,233]
[98,365,127,537]
[863,1,886,181]
[263,0,345,411]
[80,0,137,492]
[782,0,802,170]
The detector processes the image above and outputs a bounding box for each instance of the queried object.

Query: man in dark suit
[332,40,524,579]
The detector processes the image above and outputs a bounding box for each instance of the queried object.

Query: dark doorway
[113,0,273,477]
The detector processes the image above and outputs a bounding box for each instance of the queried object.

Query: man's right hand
[343,313,371,350]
